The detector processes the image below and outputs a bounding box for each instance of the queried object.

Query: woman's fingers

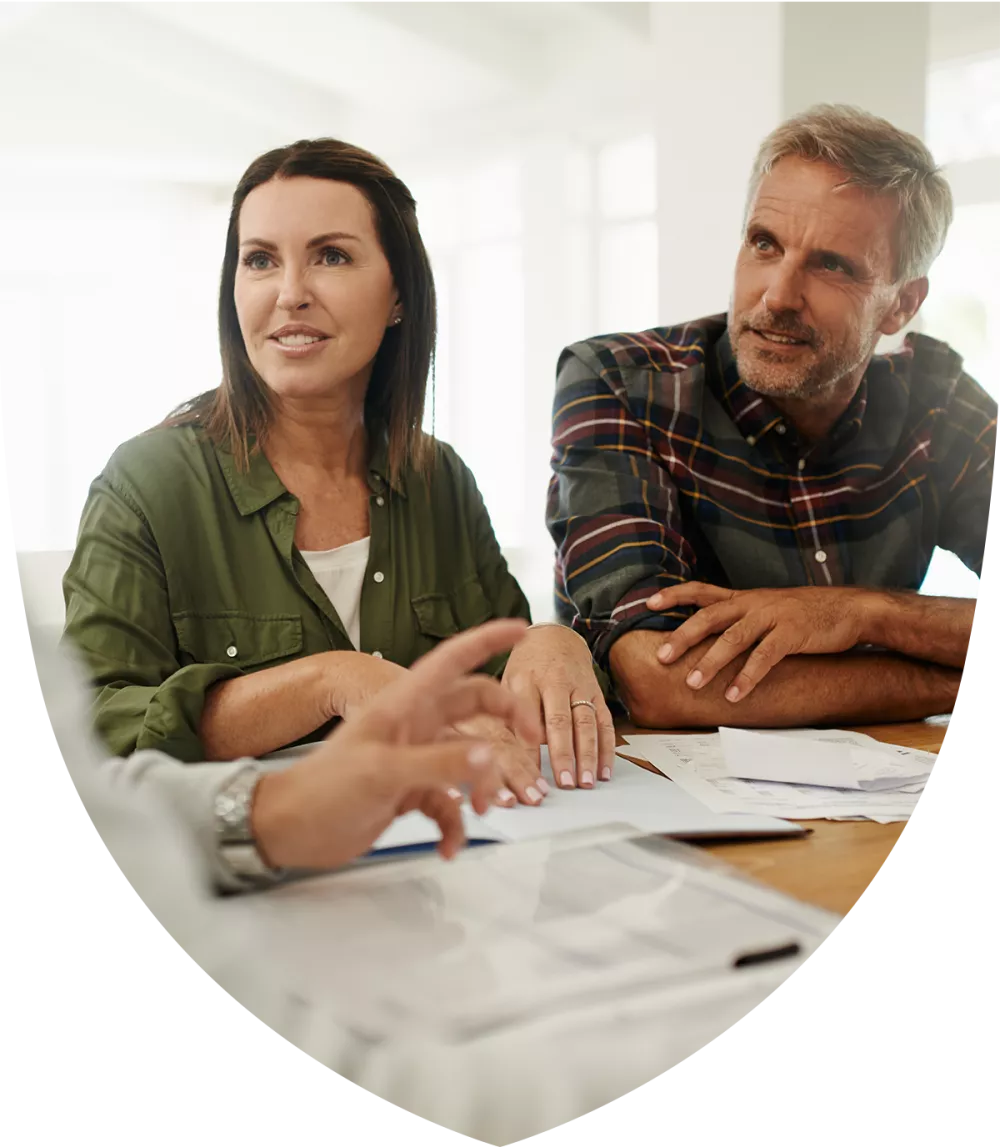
[595,696,617,781]
[416,787,468,860]
[544,686,598,787]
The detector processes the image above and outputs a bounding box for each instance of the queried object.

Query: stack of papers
[623,728,937,823]
[262,744,804,855]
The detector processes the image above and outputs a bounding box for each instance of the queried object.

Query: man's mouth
[751,328,811,346]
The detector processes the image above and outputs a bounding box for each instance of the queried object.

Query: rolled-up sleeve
[63,475,243,762]
[546,346,699,669]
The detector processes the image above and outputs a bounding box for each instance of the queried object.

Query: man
[548,105,995,728]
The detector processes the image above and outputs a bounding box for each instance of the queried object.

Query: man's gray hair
[745,104,954,282]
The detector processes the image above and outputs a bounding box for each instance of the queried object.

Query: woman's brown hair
[165,138,436,480]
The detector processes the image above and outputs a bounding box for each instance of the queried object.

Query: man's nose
[762,258,805,314]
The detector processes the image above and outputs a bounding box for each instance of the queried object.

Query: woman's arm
[199,650,407,760]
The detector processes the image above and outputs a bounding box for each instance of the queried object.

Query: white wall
[0,2,994,618]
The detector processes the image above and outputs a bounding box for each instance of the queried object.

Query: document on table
[285,825,839,1031]
[364,748,803,856]
[623,729,936,822]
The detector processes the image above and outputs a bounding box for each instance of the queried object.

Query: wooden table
[618,717,948,917]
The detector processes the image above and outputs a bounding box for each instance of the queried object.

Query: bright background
[1,2,997,622]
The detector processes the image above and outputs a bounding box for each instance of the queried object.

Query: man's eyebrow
[238,231,361,250]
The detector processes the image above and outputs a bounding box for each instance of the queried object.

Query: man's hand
[647,583,881,701]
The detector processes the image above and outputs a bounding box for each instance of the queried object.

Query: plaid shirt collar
[712,326,870,459]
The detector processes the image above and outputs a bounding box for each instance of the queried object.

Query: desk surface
[620,718,948,917]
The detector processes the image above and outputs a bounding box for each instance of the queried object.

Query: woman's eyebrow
[238,232,361,250]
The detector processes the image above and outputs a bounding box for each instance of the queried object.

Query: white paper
[718,727,934,791]
[623,730,934,822]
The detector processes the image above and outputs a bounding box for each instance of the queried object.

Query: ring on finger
[570,699,597,714]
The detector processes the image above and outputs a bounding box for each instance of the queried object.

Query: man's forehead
[748,158,899,252]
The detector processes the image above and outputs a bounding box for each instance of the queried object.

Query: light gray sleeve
[100,751,262,895]
[31,624,262,894]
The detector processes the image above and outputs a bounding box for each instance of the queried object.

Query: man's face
[729,157,903,401]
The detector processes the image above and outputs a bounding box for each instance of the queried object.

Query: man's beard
[729,309,869,401]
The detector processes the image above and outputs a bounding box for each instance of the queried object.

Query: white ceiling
[0,2,993,185]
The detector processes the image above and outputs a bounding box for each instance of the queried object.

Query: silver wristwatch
[214,767,281,885]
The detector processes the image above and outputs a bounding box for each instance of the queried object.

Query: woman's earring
[392,315,403,325]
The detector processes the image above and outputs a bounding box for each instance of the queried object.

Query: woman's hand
[448,714,547,807]
[501,624,615,790]
[251,620,543,869]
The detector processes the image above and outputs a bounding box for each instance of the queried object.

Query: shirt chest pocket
[173,611,304,670]
[411,577,493,640]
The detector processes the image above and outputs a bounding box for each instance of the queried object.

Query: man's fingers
[724,633,793,702]
[647,582,733,612]
[686,616,770,689]
[655,601,745,664]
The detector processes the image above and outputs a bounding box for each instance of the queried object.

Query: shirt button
[815,550,828,564]
[776,423,786,435]
[746,435,756,447]
[376,496,385,507]
[372,650,383,659]
[226,645,238,658]
[797,458,806,471]
[373,571,385,584]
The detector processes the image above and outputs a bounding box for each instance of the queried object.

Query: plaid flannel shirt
[547,313,996,669]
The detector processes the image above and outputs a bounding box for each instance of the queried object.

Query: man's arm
[867,591,975,668]
[611,629,961,729]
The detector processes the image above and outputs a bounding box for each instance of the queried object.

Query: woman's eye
[244,252,272,271]
[320,247,348,266]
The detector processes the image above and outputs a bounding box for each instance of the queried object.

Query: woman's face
[234,175,399,403]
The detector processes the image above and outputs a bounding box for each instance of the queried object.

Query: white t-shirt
[299,536,371,650]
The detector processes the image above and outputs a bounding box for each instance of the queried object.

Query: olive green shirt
[63,427,531,762]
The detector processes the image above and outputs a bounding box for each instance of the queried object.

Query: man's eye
[753,236,773,253]
[821,255,849,274]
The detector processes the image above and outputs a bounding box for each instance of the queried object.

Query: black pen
[732,942,802,968]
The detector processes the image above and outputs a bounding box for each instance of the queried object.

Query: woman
[63,138,614,802]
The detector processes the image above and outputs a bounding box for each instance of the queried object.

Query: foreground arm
[611,629,961,729]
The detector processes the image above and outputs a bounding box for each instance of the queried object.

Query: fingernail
[498,787,515,805]
[600,766,612,781]
[525,786,542,804]
[559,770,575,788]
[581,770,594,787]
[535,777,550,795]
[648,594,662,607]
[447,786,463,801]
[658,643,673,662]
[725,685,740,702]
[687,670,703,688]
[468,744,492,767]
